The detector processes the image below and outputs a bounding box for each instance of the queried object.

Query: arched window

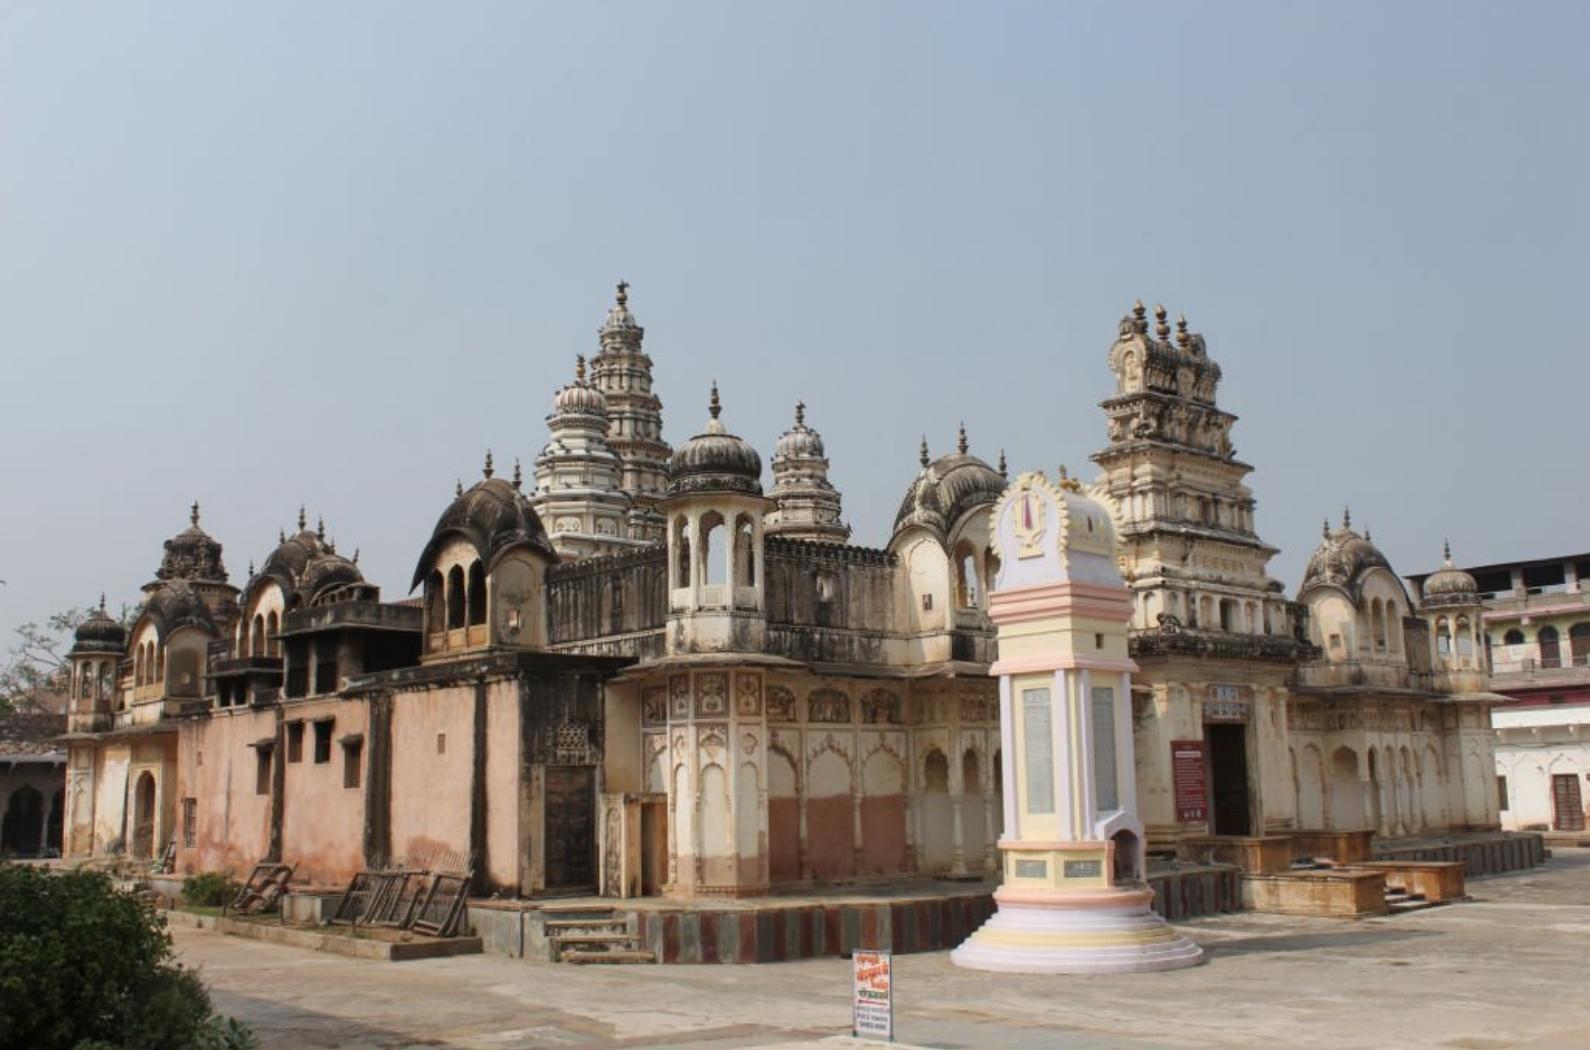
[1539,625,1561,668]
[673,517,690,589]
[734,514,756,587]
[1436,618,1451,656]
[700,512,726,587]
[1219,598,1237,632]
[1504,628,1525,646]
[1371,600,1386,650]
[78,664,91,699]
[1456,616,1474,656]
[133,645,143,686]
[447,565,466,630]
[984,548,1001,595]
[953,541,979,609]
[154,645,164,686]
[426,570,445,634]
[252,614,265,657]
[266,611,279,656]
[1388,603,1401,652]
[1570,623,1590,667]
[467,560,487,626]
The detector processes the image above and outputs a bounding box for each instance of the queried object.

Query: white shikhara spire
[766,400,850,543]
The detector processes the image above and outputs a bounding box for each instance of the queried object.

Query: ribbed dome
[143,580,219,640]
[71,597,127,656]
[1299,511,1395,601]
[892,428,1006,542]
[410,467,557,590]
[772,402,826,464]
[598,280,644,352]
[1423,542,1479,607]
[667,385,763,497]
[551,355,609,418]
[155,503,228,585]
[299,550,365,605]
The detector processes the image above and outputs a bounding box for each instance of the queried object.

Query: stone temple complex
[58,286,1516,919]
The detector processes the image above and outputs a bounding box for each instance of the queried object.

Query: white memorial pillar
[952,471,1202,974]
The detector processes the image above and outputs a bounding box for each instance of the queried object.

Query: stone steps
[545,907,655,965]
[1384,888,1437,914]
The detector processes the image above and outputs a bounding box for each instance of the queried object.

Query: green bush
[181,872,239,909]
[0,863,256,1050]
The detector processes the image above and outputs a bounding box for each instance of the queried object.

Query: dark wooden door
[1552,774,1585,831]
[640,798,667,896]
[544,766,596,890]
[1207,724,1252,836]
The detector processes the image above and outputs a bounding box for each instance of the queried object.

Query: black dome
[143,581,219,640]
[666,385,763,497]
[410,474,557,591]
[71,599,127,656]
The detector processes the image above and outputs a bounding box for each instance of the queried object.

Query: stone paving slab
[173,849,1590,1049]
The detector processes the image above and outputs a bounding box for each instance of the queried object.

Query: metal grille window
[182,798,197,848]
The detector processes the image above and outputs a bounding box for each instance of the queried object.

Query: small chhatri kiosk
[952,470,1202,974]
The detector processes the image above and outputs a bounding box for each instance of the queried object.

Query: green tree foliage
[0,864,255,1050]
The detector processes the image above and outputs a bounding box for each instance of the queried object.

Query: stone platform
[468,863,1237,964]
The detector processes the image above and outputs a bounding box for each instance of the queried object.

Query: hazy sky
[2,2,1586,638]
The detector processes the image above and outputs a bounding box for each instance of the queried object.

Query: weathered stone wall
[546,547,667,657]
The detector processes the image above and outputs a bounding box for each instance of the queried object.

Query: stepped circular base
[951,892,1204,974]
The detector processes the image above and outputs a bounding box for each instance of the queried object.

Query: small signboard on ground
[852,948,893,1041]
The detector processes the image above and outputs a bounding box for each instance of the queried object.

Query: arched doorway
[47,790,63,854]
[131,772,156,859]
[1,785,44,856]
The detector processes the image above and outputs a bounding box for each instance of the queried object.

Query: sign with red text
[852,948,894,1040]
[1171,740,1209,824]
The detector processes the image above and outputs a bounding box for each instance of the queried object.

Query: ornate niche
[669,674,690,720]
[642,686,668,727]
[860,688,902,725]
[696,673,729,718]
[766,685,797,722]
[808,688,851,724]
[735,674,762,717]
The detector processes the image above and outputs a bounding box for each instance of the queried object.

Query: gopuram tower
[589,281,672,543]
[1089,301,1310,848]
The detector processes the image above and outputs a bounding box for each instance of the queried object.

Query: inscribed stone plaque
[1022,687,1054,814]
[1091,685,1119,813]
[1014,859,1048,878]
[1063,859,1102,879]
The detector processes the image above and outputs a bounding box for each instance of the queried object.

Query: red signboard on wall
[1171,740,1209,824]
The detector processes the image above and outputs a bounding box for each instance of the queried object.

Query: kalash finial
[99,593,107,613]
[794,401,805,427]
[483,449,495,479]
[1443,538,1453,564]
[998,449,1008,478]
[709,381,722,420]
[919,436,930,468]
[279,526,286,543]
[1154,304,1170,341]
[1364,527,1372,542]
[1176,313,1190,347]
[455,478,464,498]
[575,354,586,383]
[352,547,360,565]
[512,458,523,489]
[247,559,255,577]
[1323,518,1330,538]
[190,501,201,527]
[957,422,968,455]
[317,516,326,541]
[298,505,307,531]
[615,279,629,307]
[1343,506,1352,530]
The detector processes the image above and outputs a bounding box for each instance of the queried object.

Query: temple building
[59,285,1511,904]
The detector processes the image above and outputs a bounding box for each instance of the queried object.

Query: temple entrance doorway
[131,772,156,859]
[1552,774,1585,832]
[544,766,596,892]
[1206,724,1251,836]
[639,796,667,896]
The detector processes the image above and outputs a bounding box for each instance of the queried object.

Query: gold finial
[483,449,494,478]
[1057,464,1081,493]
[1364,528,1372,542]
[298,505,307,531]
[998,449,1007,477]
[512,458,523,489]
[957,422,968,455]
[190,501,200,527]
[709,381,721,420]
[794,401,805,426]
[615,279,629,306]
[919,436,930,468]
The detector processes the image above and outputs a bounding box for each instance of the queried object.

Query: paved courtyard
[174,849,1590,1049]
